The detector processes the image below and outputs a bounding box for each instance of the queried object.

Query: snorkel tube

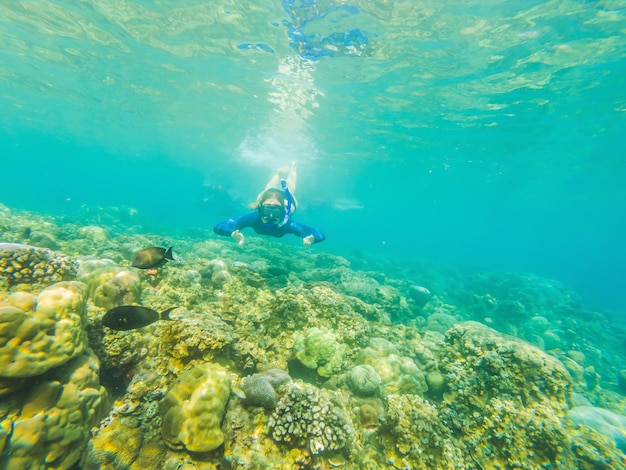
[281,179,293,219]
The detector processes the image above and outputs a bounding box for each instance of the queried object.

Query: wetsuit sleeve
[213,212,258,237]
[286,221,326,244]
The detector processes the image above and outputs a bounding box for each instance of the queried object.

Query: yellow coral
[81,266,142,310]
[0,281,88,380]
[1,349,107,469]
[161,363,231,453]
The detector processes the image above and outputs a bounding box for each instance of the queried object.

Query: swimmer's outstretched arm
[213,212,258,245]
[286,220,326,246]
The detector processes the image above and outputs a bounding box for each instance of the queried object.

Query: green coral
[293,327,346,377]
[357,337,428,396]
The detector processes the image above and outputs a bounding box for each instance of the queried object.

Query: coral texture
[0,243,78,287]
[240,368,292,409]
[0,349,107,469]
[346,364,381,397]
[160,363,231,453]
[293,327,347,377]
[0,281,88,380]
[267,382,354,455]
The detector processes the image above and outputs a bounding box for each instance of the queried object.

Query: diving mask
[259,203,285,224]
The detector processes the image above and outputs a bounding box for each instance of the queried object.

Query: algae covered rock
[160,363,231,453]
[77,225,109,244]
[81,413,167,470]
[0,281,88,380]
[568,405,626,452]
[379,394,464,467]
[441,321,572,408]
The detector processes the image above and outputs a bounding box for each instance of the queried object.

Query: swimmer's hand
[303,235,314,247]
[231,230,245,246]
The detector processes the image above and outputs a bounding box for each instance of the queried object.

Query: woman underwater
[213,163,326,247]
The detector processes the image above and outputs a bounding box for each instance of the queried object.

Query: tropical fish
[132,246,174,269]
[102,305,177,330]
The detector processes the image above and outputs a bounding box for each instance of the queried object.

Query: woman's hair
[250,188,286,210]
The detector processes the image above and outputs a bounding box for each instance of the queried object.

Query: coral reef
[77,225,109,244]
[441,321,572,409]
[434,321,626,468]
[569,405,626,452]
[199,258,232,288]
[160,363,231,453]
[2,203,626,469]
[378,394,466,468]
[156,312,234,375]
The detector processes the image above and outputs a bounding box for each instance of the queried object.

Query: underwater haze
[1,0,626,313]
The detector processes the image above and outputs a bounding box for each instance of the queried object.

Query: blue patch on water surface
[237,42,275,53]
[281,0,368,59]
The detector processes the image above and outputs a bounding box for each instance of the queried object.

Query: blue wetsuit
[214,211,326,244]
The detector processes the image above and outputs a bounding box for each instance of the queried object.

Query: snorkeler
[213,163,325,247]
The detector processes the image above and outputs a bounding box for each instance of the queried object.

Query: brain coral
[0,281,88,380]
[267,382,354,455]
[160,363,231,453]
[347,365,381,397]
[0,243,78,287]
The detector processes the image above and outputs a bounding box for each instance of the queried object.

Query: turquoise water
[1,0,625,313]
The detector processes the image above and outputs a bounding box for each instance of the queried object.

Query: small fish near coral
[131,246,174,269]
[102,305,178,330]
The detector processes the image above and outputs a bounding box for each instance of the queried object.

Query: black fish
[102,305,177,330]
[132,246,174,269]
